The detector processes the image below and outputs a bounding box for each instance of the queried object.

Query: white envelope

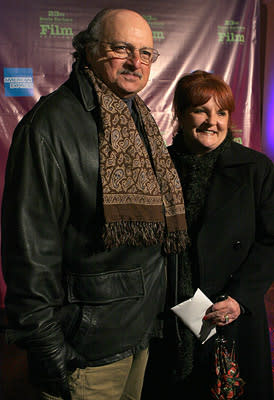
[171,288,216,343]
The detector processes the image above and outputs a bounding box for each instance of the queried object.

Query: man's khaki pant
[40,348,149,400]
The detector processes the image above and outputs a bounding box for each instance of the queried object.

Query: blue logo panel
[4,68,34,97]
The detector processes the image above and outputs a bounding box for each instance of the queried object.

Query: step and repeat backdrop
[0,0,273,372]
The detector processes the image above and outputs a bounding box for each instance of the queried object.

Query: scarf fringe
[103,221,189,254]
[103,221,165,249]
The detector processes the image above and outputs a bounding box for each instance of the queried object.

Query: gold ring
[224,314,229,323]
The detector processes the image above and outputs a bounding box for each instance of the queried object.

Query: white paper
[171,288,216,343]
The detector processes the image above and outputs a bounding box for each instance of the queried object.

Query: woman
[142,71,274,400]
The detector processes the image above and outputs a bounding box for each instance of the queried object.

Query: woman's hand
[203,296,241,326]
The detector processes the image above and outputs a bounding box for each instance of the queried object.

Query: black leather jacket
[2,63,166,388]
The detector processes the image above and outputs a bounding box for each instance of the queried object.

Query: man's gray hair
[72,8,113,61]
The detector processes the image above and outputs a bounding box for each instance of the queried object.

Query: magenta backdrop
[0,0,273,376]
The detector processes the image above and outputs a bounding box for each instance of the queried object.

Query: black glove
[27,329,87,400]
[28,342,70,399]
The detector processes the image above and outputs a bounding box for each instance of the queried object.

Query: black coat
[143,141,274,400]
[1,63,166,387]
[193,141,274,400]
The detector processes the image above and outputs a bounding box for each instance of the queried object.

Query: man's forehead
[101,11,153,46]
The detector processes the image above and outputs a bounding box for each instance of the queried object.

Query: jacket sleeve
[1,119,85,396]
[226,156,274,312]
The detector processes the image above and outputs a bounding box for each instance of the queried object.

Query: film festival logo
[39,11,166,41]
[40,10,73,38]
[217,20,245,44]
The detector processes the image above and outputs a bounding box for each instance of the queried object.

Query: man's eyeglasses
[98,41,160,64]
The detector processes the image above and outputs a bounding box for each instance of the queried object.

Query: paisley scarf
[85,68,188,253]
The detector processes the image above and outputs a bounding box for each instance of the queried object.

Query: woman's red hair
[173,70,235,123]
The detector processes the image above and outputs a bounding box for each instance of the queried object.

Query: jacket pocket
[66,267,145,304]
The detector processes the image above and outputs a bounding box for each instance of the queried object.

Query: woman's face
[179,97,229,155]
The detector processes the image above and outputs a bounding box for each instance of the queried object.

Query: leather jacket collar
[65,61,97,112]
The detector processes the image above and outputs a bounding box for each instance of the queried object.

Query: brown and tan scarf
[85,67,188,253]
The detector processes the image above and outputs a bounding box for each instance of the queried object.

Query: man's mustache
[118,69,142,79]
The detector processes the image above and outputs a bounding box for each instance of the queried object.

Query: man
[1,8,187,400]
